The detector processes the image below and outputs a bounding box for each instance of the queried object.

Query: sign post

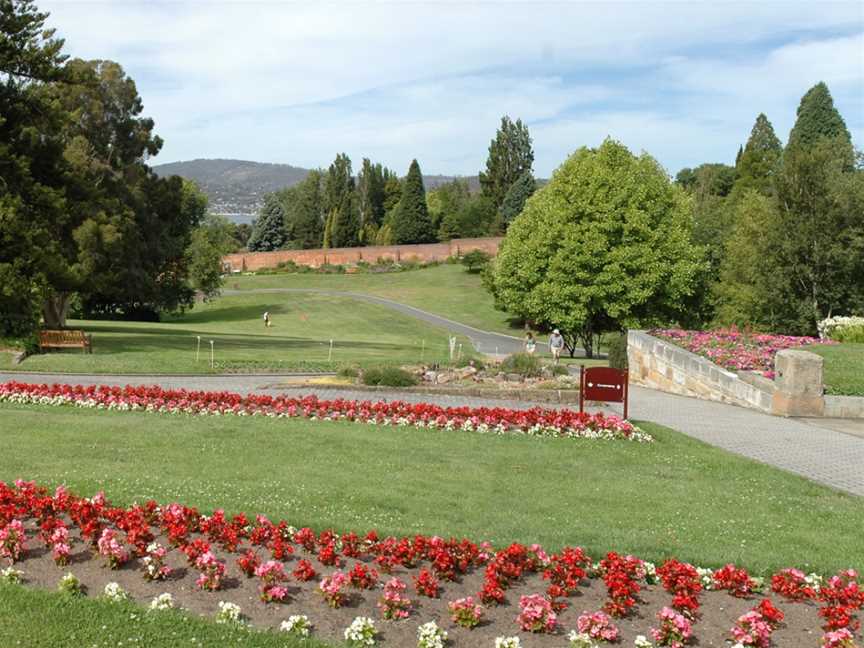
[580,366,629,419]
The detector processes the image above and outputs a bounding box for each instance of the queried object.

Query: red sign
[580,366,629,419]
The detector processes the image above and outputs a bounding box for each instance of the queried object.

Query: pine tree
[479,116,534,209]
[246,194,287,251]
[287,170,325,248]
[357,159,386,229]
[732,113,782,197]
[391,159,435,244]
[787,82,853,154]
[498,171,536,228]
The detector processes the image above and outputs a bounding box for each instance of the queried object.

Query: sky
[41,0,864,177]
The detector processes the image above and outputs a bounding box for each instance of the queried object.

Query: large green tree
[390,159,435,244]
[498,170,536,229]
[427,178,470,235]
[489,139,704,357]
[285,169,325,249]
[323,153,359,248]
[438,194,496,241]
[787,82,853,155]
[732,113,782,197]
[247,193,288,251]
[479,115,534,209]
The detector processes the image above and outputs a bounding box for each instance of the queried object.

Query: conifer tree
[247,195,287,251]
[391,160,435,244]
[324,153,359,247]
[498,171,536,228]
[787,82,853,154]
[732,113,782,196]
[479,116,534,209]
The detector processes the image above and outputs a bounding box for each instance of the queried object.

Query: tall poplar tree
[479,116,534,209]
[324,153,359,247]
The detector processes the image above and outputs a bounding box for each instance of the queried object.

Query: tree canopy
[489,139,704,357]
[390,159,435,244]
[479,116,534,209]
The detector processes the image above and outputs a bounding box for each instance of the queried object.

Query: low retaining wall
[628,330,864,419]
[627,330,774,413]
[223,237,503,272]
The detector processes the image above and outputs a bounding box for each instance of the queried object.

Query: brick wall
[223,237,503,272]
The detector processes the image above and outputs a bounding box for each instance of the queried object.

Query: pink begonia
[377,577,411,620]
[195,550,226,590]
[651,606,693,648]
[821,628,857,648]
[730,610,773,648]
[96,528,129,569]
[50,526,71,565]
[142,542,172,581]
[319,570,349,607]
[0,519,26,563]
[577,610,620,642]
[517,593,557,633]
[255,560,289,602]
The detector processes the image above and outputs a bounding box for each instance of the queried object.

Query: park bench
[38,329,93,354]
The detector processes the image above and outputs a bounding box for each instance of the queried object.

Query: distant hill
[152,158,481,223]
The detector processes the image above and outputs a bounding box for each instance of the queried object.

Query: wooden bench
[38,329,93,354]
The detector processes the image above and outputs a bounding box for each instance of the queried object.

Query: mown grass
[228,264,523,336]
[1,402,859,574]
[806,343,864,396]
[6,292,472,374]
[0,583,326,648]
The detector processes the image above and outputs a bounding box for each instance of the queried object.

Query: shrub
[461,249,491,273]
[337,365,361,378]
[453,357,485,371]
[500,352,542,377]
[548,364,569,376]
[607,332,629,370]
[833,326,864,344]
[361,367,419,387]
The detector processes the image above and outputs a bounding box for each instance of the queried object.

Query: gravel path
[3,370,862,496]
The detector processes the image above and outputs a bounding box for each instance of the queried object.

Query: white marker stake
[209,340,214,369]
[196,336,201,362]
[328,339,333,363]
[421,339,425,362]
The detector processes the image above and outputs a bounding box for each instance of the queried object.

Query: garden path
[2,371,863,497]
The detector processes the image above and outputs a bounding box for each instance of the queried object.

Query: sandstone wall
[627,330,775,413]
[223,237,503,272]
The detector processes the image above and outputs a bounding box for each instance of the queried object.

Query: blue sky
[42,1,864,177]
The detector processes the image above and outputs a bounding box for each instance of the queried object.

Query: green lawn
[6,292,473,374]
[806,343,864,396]
[1,403,859,575]
[0,584,325,648]
[228,264,523,336]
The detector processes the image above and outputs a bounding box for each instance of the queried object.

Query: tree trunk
[42,292,72,329]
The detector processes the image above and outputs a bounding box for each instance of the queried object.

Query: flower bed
[0,480,860,647]
[649,328,831,379]
[0,381,652,442]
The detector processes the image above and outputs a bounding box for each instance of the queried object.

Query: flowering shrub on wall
[0,381,651,442]
[650,328,830,378]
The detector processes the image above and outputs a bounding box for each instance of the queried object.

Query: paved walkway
[223,288,593,357]
[2,371,862,496]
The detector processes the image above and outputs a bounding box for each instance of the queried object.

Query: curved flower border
[0,381,652,442]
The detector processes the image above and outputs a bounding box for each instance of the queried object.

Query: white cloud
[39,0,864,174]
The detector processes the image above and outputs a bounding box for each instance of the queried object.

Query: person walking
[263,311,271,328]
[549,329,565,364]
[524,331,537,355]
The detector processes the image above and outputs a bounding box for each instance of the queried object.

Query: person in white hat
[549,329,565,364]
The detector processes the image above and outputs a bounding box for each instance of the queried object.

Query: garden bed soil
[9,519,835,648]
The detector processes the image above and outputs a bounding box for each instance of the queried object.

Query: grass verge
[0,402,859,574]
[806,343,864,396]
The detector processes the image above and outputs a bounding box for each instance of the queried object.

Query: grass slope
[1,403,860,574]
[0,584,326,648]
[227,264,523,336]
[8,292,471,374]
[806,343,864,396]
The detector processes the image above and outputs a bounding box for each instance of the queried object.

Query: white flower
[567,631,598,648]
[0,567,23,584]
[495,637,523,648]
[344,616,376,647]
[215,601,243,625]
[102,582,128,602]
[57,572,81,595]
[280,615,312,638]
[417,621,447,648]
[634,635,654,648]
[696,566,714,589]
[149,592,175,611]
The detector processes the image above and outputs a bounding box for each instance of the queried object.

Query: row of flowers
[0,381,652,442]
[1,480,861,647]
[649,327,831,378]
